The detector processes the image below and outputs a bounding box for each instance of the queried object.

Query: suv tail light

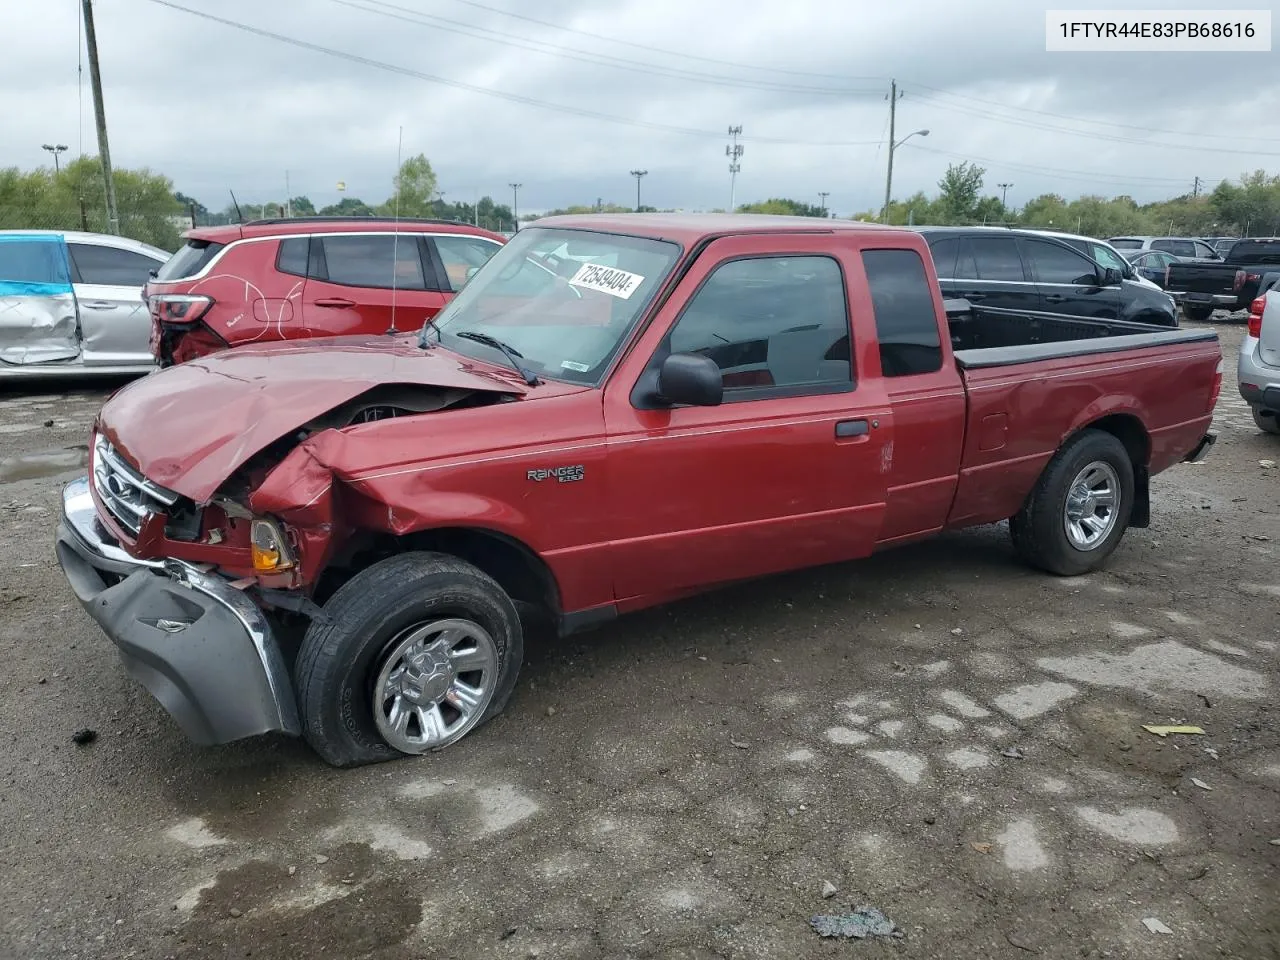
[1232,270,1246,291]
[1211,358,1223,408]
[1247,298,1265,338]
[150,293,213,324]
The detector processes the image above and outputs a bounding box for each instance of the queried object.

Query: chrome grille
[91,434,179,536]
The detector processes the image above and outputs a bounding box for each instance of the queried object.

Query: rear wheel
[294,552,523,767]
[1010,429,1135,576]
[1182,305,1214,323]
[1253,406,1280,436]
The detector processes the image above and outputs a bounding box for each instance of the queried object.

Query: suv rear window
[1108,238,1142,250]
[156,240,225,280]
[1227,240,1280,264]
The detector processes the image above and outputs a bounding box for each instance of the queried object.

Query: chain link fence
[0,202,186,252]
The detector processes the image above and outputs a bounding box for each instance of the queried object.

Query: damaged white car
[0,230,168,379]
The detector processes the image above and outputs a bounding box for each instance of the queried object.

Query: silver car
[1239,284,1280,435]
[0,230,169,379]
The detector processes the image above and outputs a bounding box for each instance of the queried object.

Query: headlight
[250,518,295,572]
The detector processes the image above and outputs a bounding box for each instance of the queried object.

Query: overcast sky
[4,0,1279,217]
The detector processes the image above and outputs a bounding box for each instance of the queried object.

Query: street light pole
[882,126,929,222]
[630,169,648,212]
[818,191,829,217]
[508,182,521,230]
[42,144,68,173]
[998,182,1013,209]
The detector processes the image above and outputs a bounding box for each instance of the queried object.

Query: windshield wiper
[454,330,541,386]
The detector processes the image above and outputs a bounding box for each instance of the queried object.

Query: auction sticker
[568,262,645,299]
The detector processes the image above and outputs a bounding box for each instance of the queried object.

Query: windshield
[425,227,681,384]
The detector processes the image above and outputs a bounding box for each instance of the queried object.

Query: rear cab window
[861,249,943,377]
[155,239,224,281]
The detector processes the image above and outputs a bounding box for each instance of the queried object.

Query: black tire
[1253,406,1280,436]
[1182,305,1214,323]
[1010,429,1135,576]
[294,551,523,767]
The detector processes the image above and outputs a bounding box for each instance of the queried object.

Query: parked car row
[0,218,507,378]
[22,219,1280,381]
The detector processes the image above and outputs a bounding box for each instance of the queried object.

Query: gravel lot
[1,320,1277,960]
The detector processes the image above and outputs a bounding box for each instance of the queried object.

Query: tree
[736,197,828,217]
[936,162,986,223]
[381,153,438,217]
[318,196,376,217]
[289,195,316,216]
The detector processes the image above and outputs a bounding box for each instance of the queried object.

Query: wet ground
[0,320,1277,959]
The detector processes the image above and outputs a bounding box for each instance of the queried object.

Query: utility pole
[1192,176,1202,198]
[284,170,291,218]
[818,191,829,217]
[998,182,1013,209]
[881,80,902,222]
[630,169,648,212]
[508,182,521,229]
[42,144,68,173]
[726,126,743,211]
[81,0,119,235]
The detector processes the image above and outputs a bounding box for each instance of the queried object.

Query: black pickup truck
[1166,238,1280,321]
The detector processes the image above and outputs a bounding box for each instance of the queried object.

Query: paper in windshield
[568,262,645,299]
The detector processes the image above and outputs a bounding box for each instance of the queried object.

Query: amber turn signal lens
[250,519,294,572]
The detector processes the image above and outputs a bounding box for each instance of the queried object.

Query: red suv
[145,217,506,366]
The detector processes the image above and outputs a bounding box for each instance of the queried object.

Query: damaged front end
[56,340,528,744]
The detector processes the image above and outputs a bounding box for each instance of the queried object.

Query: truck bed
[944,300,1201,363]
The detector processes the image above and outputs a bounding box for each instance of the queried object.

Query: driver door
[602,234,891,604]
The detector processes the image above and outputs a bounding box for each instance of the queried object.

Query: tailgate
[1165,263,1235,295]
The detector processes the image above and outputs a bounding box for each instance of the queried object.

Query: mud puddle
[0,445,89,483]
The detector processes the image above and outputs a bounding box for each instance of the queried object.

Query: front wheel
[294,552,524,767]
[1010,429,1135,576]
[1253,406,1280,436]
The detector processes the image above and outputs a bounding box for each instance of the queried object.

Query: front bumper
[1238,335,1280,412]
[54,476,300,745]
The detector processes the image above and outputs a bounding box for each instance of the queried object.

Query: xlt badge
[527,465,584,483]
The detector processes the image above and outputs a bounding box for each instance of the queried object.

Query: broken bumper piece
[54,476,300,745]
[1182,431,1216,463]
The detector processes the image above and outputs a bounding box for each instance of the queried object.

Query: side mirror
[657,353,723,407]
[1101,267,1122,286]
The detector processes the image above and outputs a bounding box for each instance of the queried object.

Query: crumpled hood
[97,335,525,502]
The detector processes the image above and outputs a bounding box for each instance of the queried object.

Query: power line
[907,90,1280,157]
[444,0,883,82]
[141,0,886,148]
[335,0,879,97]
[906,82,1280,145]
[446,0,1280,146]
[898,141,1219,187]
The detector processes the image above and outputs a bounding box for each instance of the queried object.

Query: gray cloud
[3,0,1278,216]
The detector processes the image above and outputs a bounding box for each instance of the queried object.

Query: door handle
[835,419,869,438]
[963,292,987,301]
[314,297,356,307]
[82,300,116,308]
[1044,294,1067,303]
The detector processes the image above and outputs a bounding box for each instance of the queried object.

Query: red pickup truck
[55,215,1222,767]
